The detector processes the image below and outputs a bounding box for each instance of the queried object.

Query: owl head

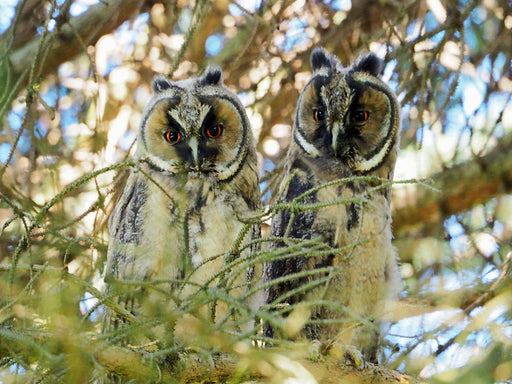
[293,47,400,174]
[136,66,254,182]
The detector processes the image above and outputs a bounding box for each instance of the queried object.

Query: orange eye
[352,111,369,124]
[313,108,324,121]
[164,130,181,144]
[206,124,223,139]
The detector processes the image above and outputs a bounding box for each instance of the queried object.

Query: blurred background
[0,0,511,382]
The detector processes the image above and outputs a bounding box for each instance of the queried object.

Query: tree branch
[6,0,146,86]
[392,135,512,237]
[96,345,423,384]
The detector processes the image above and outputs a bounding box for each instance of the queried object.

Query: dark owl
[264,48,401,364]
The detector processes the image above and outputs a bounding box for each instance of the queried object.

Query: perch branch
[392,134,512,237]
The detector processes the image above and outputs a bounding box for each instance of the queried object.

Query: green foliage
[1,0,512,383]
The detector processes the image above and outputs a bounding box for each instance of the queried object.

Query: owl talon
[327,341,366,370]
[344,346,365,370]
[176,351,215,374]
[307,340,323,362]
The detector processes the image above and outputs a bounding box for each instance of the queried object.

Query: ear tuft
[202,65,223,86]
[311,47,339,72]
[351,53,384,76]
[152,76,172,93]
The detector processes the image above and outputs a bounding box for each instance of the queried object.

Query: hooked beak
[331,121,341,153]
[188,136,200,170]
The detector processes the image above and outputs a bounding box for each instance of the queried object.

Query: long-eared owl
[104,66,260,339]
[264,48,401,363]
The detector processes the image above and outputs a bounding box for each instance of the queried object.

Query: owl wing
[103,172,148,331]
[106,172,147,279]
[270,169,316,239]
[265,159,318,309]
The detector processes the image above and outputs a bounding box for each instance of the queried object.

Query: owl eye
[164,130,182,144]
[351,110,369,124]
[206,124,223,139]
[313,108,325,122]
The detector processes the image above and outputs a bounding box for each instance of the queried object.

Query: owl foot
[325,341,366,370]
[176,350,215,374]
[306,340,324,362]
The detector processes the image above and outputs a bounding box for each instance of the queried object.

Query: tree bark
[95,346,422,384]
[0,320,421,384]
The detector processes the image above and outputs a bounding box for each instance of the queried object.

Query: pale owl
[102,66,261,359]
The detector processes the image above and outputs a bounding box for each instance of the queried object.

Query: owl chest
[138,179,245,283]
[312,184,393,309]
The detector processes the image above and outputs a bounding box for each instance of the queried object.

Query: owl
[103,66,260,346]
[263,48,401,364]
